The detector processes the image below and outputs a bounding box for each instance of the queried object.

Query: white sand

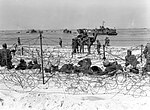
[0,45,150,110]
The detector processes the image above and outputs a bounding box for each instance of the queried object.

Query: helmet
[103,60,110,67]
[33,58,38,64]
[2,43,7,48]
[20,59,25,63]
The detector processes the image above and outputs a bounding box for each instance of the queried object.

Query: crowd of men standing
[71,30,110,55]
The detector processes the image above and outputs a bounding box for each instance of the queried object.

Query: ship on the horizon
[94,26,117,35]
[93,21,118,35]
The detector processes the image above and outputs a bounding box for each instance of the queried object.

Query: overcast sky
[0,0,150,30]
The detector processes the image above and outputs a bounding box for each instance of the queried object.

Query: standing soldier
[72,38,76,54]
[143,43,150,73]
[87,38,91,54]
[105,37,110,46]
[97,40,101,54]
[0,43,13,69]
[18,37,21,45]
[143,43,150,64]
[59,38,62,47]
[80,39,84,53]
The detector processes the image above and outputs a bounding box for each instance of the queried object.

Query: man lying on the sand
[15,59,27,70]
[58,58,92,75]
[15,58,41,70]
[59,58,123,76]
[103,60,123,76]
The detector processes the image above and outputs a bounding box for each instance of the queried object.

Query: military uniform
[59,38,62,47]
[0,44,13,69]
[143,43,150,73]
[97,40,101,54]
[143,43,150,64]
[105,37,110,46]
[15,59,27,70]
[77,58,92,74]
[32,58,41,69]
[125,50,139,67]
[103,61,123,76]
[72,38,78,54]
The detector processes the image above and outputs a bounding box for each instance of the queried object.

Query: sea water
[0,28,150,47]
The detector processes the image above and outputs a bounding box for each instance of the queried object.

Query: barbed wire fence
[0,31,150,98]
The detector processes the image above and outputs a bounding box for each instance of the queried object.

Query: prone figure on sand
[103,60,123,76]
[58,58,123,76]
[15,58,41,70]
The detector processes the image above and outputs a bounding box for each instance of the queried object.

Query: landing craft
[91,21,118,35]
[77,25,117,36]
[94,26,118,35]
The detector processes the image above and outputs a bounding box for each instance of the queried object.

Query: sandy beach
[0,44,150,110]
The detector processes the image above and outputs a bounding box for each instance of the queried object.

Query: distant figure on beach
[59,38,62,47]
[87,38,91,54]
[105,37,110,46]
[10,43,17,56]
[79,39,84,53]
[143,43,150,64]
[125,50,139,73]
[17,37,21,45]
[142,43,150,73]
[0,43,13,69]
[97,40,101,54]
[72,38,78,54]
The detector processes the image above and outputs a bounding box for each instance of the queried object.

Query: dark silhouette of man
[105,37,110,46]
[142,43,150,73]
[0,43,13,69]
[97,40,101,54]
[143,43,150,64]
[18,37,21,45]
[125,50,139,74]
[59,38,62,47]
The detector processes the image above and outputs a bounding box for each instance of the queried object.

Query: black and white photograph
[0,0,150,110]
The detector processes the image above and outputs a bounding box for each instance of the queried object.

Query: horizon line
[0,27,149,31]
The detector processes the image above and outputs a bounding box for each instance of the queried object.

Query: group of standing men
[71,33,110,55]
